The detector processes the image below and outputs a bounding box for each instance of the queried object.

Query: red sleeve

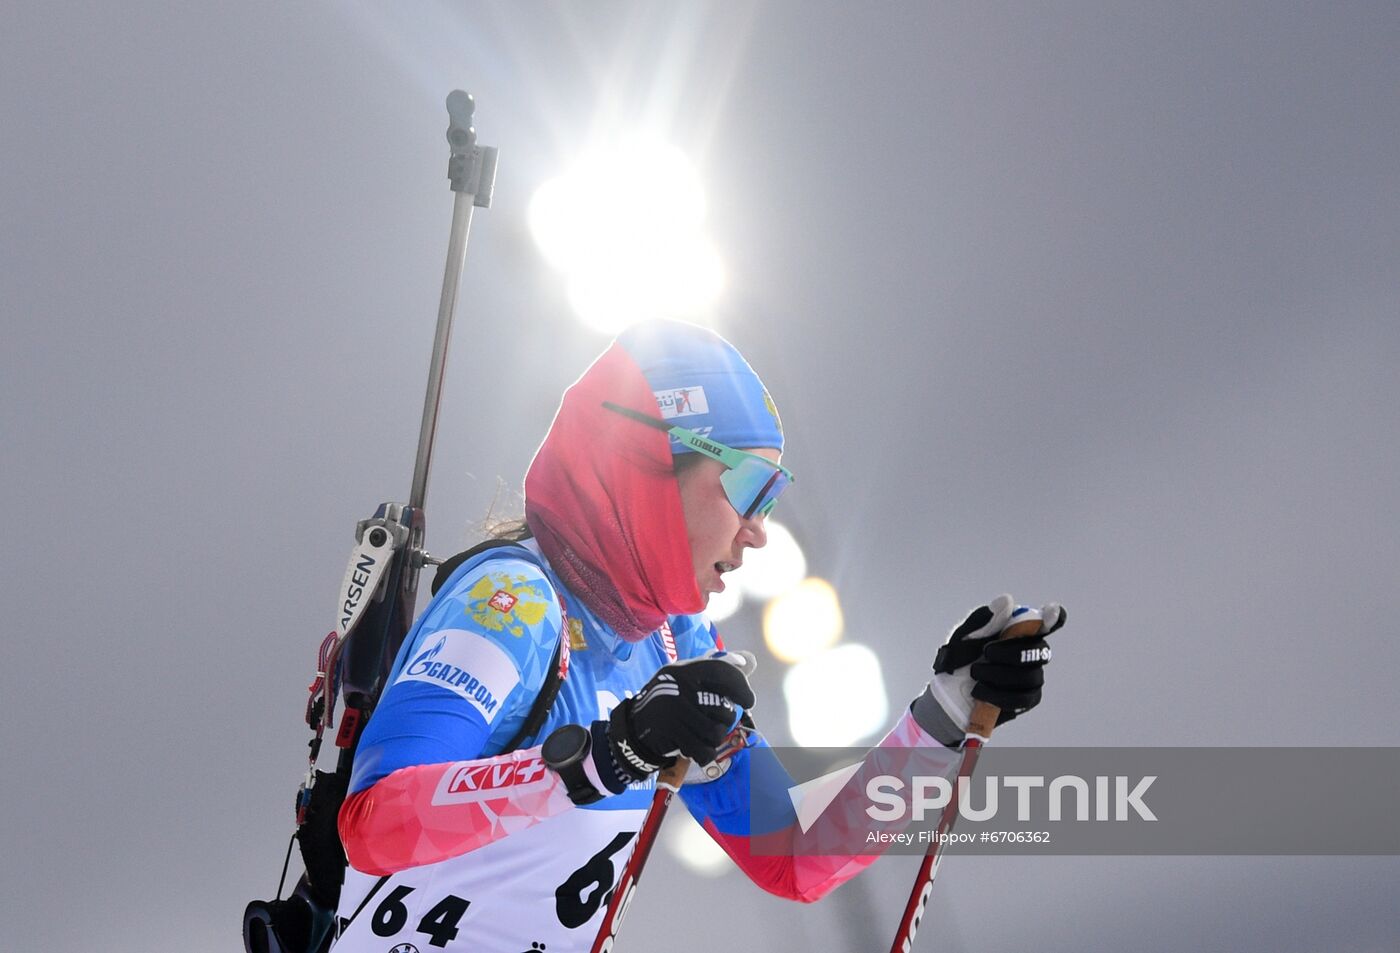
[338,745,575,875]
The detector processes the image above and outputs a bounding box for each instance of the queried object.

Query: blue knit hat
[617,320,783,452]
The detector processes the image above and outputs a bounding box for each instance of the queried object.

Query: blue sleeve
[348,556,562,793]
[679,733,800,837]
[668,613,800,835]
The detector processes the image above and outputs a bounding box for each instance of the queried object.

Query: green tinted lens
[721,457,790,519]
[600,402,792,518]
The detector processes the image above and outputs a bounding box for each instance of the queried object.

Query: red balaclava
[524,321,783,641]
[524,341,701,639]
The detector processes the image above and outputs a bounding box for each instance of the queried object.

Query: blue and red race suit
[331,539,955,952]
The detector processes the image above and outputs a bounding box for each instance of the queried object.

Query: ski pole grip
[657,757,689,792]
[964,615,1044,740]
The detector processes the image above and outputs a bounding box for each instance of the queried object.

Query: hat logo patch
[654,386,709,419]
[763,390,782,434]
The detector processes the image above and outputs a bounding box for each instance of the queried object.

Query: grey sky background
[3,2,1398,951]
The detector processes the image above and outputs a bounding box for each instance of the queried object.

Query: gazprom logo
[408,636,446,672]
[404,635,502,715]
[654,386,709,419]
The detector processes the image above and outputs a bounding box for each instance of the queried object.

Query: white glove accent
[711,648,757,676]
[927,594,1016,729]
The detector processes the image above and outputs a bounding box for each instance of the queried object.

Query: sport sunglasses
[602,401,794,519]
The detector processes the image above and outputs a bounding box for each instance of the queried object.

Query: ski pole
[588,721,751,953]
[589,758,690,953]
[886,610,1045,953]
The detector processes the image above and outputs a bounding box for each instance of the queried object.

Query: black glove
[607,653,755,779]
[913,595,1065,746]
[934,601,1064,722]
[543,651,756,804]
